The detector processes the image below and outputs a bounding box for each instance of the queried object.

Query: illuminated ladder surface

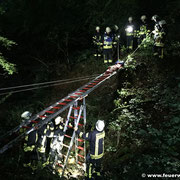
[0,64,123,154]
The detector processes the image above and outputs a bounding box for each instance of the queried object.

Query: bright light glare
[127,26,133,33]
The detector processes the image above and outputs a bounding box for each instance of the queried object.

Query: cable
[0,74,100,91]
[0,75,98,96]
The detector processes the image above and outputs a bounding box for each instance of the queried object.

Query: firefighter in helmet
[125,17,136,52]
[92,26,102,59]
[21,111,38,170]
[102,27,114,64]
[75,120,105,179]
[137,15,151,46]
[49,116,65,169]
[112,25,121,61]
[152,20,167,59]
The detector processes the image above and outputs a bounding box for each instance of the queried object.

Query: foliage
[104,41,180,179]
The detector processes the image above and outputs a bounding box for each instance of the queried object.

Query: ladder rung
[94,81,100,83]
[90,83,97,85]
[70,96,77,98]
[86,85,94,87]
[62,143,70,148]
[82,87,90,90]
[78,161,83,165]
[22,126,30,129]
[64,134,72,138]
[45,111,54,114]
[72,107,80,110]
[52,106,61,109]
[74,92,82,95]
[70,116,77,119]
[59,102,67,105]
[57,163,64,168]
[77,138,84,142]
[31,120,38,123]
[78,123,84,126]
[79,90,86,92]
[77,146,84,151]
[67,125,73,128]
[64,99,72,102]
[77,154,85,159]
[39,115,47,118]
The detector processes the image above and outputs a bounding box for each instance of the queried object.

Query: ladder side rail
[61,105,83,177]
[0,69,120,153]
[83,98,87,170]
[0,72,105,139]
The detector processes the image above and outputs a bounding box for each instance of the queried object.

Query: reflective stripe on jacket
[78,129,105,159]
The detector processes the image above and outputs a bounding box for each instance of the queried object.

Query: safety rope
[0,74,99,96]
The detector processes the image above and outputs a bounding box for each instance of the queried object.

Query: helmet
[128,17,133,22]
[96,120,105,131]
[151,15,159,21]
[141,15,146,21]
[55,116,63,125]
[21,111,32,120]
[114,25,119,31]
[96,26,100,31]
[159,20,166,26]
[106,27,111,33]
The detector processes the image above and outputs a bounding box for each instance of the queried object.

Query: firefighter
[137,15,151,46]
[21,111,38,170]
[151,15,161,31]
[37,117,48,167]
[49,116,64,168]
[75,120,105,180]
[125,17,136,52]
[112,25,121,61]
[152,20,167,59]
[102,27,114,64]
[92,26,102,59]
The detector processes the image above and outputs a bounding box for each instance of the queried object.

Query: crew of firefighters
[21,111,105,179]
[93,15,167,63]
[20,14,167,179]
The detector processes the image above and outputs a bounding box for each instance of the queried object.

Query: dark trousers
[153,45,164,59]
[138,34,146,45]
[94,44,102,59]
[103,49,113,64]
[126,35,133,51]
[86,154,102,179]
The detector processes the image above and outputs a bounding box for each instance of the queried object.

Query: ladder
[0,64,123,155]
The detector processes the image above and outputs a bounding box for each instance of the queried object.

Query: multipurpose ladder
[0,62,124,176]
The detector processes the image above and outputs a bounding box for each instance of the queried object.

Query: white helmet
[96,120,105,131]
[21,111,32,120]
[159,20,166,26]
[114,25,119,31]
[141,15,146,21]
[96,26,100,31]
[128,16,133,22]
[106,27,111,33]
[55,116,63,125]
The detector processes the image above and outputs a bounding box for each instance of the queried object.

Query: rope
[0,74,100,91]
[0,75,99,96]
